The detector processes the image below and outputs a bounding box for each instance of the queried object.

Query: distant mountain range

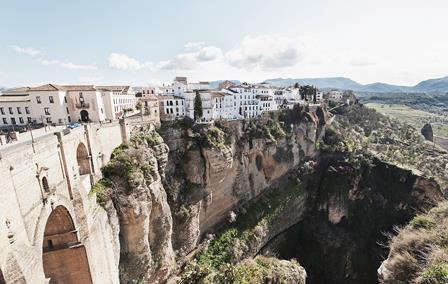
[263,76,448,93]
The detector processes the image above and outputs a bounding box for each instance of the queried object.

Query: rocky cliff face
[159,107,326,260]
[95,106,326,283]
[97,126,175,283]
[95,103,447,283]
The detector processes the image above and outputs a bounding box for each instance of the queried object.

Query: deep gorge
[261,155,442,284]
[94,104,447,283]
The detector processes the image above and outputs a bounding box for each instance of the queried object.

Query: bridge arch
[42,205,92,284]
[76,143,91,176]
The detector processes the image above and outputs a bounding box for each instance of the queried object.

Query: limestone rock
[421,123,434,142]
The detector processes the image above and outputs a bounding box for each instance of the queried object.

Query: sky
[1,0,448,87]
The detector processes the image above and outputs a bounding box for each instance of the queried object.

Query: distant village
[0,77,356,145]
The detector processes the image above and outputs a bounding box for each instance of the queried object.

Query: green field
[366,103,448,138]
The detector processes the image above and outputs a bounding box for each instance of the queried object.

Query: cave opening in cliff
[42,205,93,284]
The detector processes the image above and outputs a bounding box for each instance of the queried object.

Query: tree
[194,91,203,121]
[294,82,300,89]
[299,85,316,101]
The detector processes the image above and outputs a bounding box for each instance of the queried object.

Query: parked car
[67,122,81,129]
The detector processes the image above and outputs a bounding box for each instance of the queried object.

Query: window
[66,107,69,114]
[11,118,16,125]
[36,96,41,104]
[8,107,13,114]
[19,117,24,124]
[42,177,50,192]
[0,107,4,115]
[17,107,22,114]
[25,107,30,114]
[64,96,67,103]
[2,118,7,124]
[68,116,71,123]
[49,96,54,103]
[27,117,32,123]
[44,108,50,115]
[46,117,52,123]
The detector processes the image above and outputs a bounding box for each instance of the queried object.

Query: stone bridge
[0,119,135,283]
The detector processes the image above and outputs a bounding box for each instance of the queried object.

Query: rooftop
[3,84,131,94]
[0,94,30,102]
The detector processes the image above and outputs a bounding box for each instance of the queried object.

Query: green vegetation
[366,103,448,139]
[199,126,231,150]
[420,264,448,284]
[273,146,294,163]
[131,128,163,147]
[194,91,203,121]
[89,179,111,208]
[384,202,448,283]
[327,104,448,189]
[180,179,303,283]
[410,215,436,230]
[247,120,286,143]
[299,85,317,102]
[110,143,129,159]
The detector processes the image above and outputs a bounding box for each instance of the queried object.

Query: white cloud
[184,41,204,50]
[159,45,223,70]
[38,58,97,70]
[226,35,305,70]
[10,45,41,56]
[11,45,97,70]
[197,46,222,62]
[108,53,146,70]
[158,53,198,70]
[107,36,310,77]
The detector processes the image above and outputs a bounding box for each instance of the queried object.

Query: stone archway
[42,205,92,284]
[76,143,91,176]
[80,110,89,122]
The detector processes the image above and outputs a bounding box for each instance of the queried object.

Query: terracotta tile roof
[97,86,130,92]
[28,84,61,91]
[0,94,30,102]
[62,85,96,91]
[2,87,31,94]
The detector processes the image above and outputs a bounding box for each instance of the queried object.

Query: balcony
[75,102,90,109]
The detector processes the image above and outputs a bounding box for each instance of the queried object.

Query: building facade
[0,84,137,127]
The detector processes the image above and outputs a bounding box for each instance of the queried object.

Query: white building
[211,91,239,120]
[0,91,32,126]
[316,91,324,101]
[0,84,137,127]
[228,83,278,118]
[99,86,138,120]
[158,95,186,120]
[328,90,344,102]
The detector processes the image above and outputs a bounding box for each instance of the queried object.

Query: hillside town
[0,77,355,146]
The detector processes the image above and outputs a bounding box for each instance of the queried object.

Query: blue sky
[1,0,448,87]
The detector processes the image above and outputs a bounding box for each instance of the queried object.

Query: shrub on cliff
[195,126,231,150]
[380,202,448,283]
[247,120,286,143]
[89,178,112,208]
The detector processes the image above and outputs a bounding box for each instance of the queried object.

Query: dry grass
[380,202,448,283]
